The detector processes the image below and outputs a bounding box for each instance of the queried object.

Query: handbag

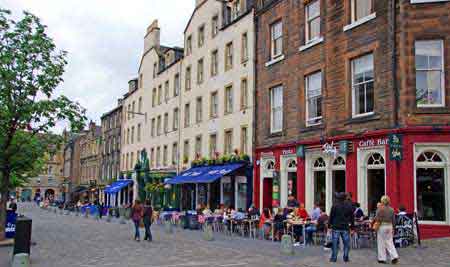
[372,220,381,232]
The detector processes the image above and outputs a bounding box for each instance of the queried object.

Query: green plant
[240,153,250,162]
[183,155,189,164]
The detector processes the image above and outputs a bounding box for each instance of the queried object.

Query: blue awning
[104,179,133,194]
[166,163,245,184]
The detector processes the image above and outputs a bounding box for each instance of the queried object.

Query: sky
[0,0,195,132]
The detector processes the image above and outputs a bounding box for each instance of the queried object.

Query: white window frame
[225,85,233,114]
[413,144,450,225]
[270,86,283,133]
[351,0,373,23]
[351,53,375,118]
[305,71,323,126]
[415,40,445,108]
[270,21,283,59]
[305,0,321,44]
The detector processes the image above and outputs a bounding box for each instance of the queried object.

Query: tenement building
[121,20,184,208]
[253,0,450,239]
[175,0,255,211]
[120,0,256,211]
[99,99,123,204]
[79,121,102,202]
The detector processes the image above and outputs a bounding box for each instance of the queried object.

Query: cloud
[1,0,195,131]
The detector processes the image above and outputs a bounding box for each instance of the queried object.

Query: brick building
[79,121,102,202]
[253,0,450,238]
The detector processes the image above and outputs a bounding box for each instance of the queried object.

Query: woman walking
[143,199,153,242]
[375,196,399,264]
[131,200,143,241]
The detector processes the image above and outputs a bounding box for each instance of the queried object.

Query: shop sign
[322,141,338,158]
[272,175,280,207]
[260,151,274,157]
[282,148,295,155]
[388,134,403,161]
[296,145,305,158]
[338,140,352,154]
[358,138,388,148]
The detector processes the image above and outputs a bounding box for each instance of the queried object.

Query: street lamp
[127,111,147,123]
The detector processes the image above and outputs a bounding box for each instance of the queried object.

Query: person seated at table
[287,195,299,212]
[233,208,246,220]
[248,204,260,219]
[297,203,309,220]
[259,208,272,239]
[305,211,329,245]
[353,202,364,221]
[273,207,287,241]
[214,204,225,215]
[311,203,322,221]
[203,204,213,216]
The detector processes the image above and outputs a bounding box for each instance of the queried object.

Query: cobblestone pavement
[1,203,450,267]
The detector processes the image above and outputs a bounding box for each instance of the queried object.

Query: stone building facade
[100,100,122,182]
[253,0,450,239]
[79,121,102,202]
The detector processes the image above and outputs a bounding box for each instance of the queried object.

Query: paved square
[1,203,449,267]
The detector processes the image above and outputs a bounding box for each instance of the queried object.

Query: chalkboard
[393,213,416,248]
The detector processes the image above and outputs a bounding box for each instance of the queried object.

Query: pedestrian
[143,199,153,242]
[131,200,143,241]
[9,197,17,213]
[328,192,354,263]
[374,195,399,264]
[97,201,104,219]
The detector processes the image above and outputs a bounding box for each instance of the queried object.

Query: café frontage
[167,162,253,212]
[254,126,450,239]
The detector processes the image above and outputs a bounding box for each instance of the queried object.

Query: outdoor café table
[285,220,315,247]
[242,218,259,238]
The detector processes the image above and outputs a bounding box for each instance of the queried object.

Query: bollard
[280,234,295,255]
[106,214,112,222]
[119,216,126,224]
[11,253,30,267]
[53,208,57,214]
[202,224,214,241]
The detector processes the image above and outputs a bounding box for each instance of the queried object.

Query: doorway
[332,170,346,202]
[263,178,273,210]
[367,169,385,215]
[314,171,326,211]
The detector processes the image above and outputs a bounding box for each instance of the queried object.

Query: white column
[132,172,138,202]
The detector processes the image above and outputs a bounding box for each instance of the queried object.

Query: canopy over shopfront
[166,163,245,185]
[104,179,133,194]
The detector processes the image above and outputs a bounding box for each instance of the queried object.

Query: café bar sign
[358,138,388,148]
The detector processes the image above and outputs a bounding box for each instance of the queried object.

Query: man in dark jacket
[328,192,354,263]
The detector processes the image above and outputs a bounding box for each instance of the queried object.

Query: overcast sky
[1,0,195,131]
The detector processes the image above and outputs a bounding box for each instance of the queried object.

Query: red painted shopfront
[254,127,450,239]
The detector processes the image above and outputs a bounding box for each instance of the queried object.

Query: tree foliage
[0,9,87,239]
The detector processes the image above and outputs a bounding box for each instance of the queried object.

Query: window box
[343,13,376,32]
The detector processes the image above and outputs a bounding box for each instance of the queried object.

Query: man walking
[328,192,354,263]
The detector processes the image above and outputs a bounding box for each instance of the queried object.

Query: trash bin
[13,216,32,255]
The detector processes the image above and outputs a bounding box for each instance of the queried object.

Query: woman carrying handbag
[374,196,399,264]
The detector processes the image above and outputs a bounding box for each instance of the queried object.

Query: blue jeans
[305,225,317,245]
[133,220,141,239]
[331,230,350,262]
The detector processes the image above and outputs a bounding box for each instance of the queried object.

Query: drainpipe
[391,0,399,128]
[252,12,259,209]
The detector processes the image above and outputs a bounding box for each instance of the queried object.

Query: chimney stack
[144,20,160,54]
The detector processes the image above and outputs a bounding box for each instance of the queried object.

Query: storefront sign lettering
[282,148,295,155]
[260,151,274,157]
[322,142,338,158]
[358,138,388,148]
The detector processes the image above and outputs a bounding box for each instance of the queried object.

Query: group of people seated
[260,194,367,245]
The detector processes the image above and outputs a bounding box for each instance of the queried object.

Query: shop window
[333,156,346,166]
[367,152,384,166]
[287,159,297,169]
[266,160,275,170]
[222,178,233,207]
[416,150,446,222]
[197,184,208,206]
[314,157,326,168]
[236,177,247,212]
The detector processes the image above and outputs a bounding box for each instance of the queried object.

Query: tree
[0,9,86,240]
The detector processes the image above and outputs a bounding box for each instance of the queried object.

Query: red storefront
[254,127,450,239]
